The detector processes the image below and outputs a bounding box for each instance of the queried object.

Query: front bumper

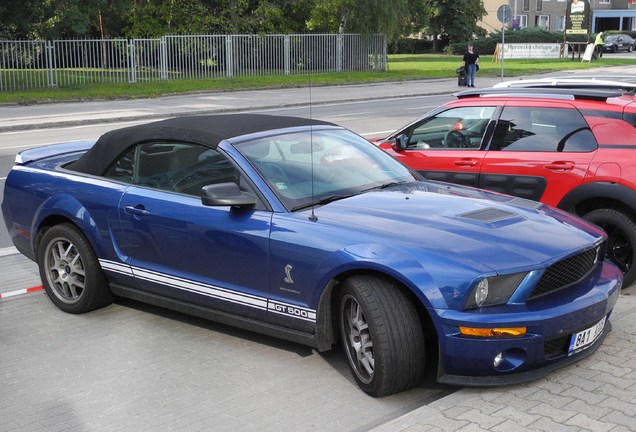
[433,262,621,386]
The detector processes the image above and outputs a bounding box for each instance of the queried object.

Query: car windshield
[235,128,416,211]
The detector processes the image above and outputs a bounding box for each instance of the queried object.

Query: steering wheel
[443,130,470,148]
[260,163,290,189]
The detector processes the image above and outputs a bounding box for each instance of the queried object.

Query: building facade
[480,0,636,34]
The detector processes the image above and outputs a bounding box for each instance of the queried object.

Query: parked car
[602,33,635,53]
[492,76,636,91]
[2,114,621,397]
[374,85,636,287]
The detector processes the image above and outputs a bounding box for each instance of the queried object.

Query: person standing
[595,32,604,58]
[463,44,480,88]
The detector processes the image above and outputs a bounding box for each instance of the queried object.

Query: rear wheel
[37,224,112,313]
[583,209,636,287]
[338,275,426,397]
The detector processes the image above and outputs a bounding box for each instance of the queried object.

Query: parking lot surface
[0,253,454,432]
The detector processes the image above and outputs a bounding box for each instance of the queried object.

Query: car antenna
[309,73,318,222]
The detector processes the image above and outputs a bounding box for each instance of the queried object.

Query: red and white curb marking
[0,247,43,299]
[0,286,44,300]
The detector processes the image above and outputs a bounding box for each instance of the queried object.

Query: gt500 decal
[267,301,316,322]
[100,259,316,323]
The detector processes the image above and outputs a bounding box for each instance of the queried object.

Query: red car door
[380,104,498,188]
[480,102,598,205]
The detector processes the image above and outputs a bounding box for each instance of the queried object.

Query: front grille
[529,245,601,299]
[544,335,570,359]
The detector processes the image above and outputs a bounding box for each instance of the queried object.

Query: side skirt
[110,283,321,350]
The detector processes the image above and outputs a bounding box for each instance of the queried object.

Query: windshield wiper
[361,180,409,193]
[290,181,409,212]
[291,193,358,212]
[379,181,407,189]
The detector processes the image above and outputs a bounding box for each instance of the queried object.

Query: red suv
[376,85,636,286]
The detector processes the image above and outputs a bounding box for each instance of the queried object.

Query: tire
[338,275,426,397]
[37,223,112,314]
[583,209,636,287]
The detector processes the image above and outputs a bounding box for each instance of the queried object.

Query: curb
[0,285,44,299]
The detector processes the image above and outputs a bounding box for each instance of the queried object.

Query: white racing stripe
[99,259,316,322]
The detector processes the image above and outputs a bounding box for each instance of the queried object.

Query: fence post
[160,36,168,80]
[284,35,290,76]
[225,35,233,78]
[336,34,343,73]
[46,41,57,88]
[129,40,136,83]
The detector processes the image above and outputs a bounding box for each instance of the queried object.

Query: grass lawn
[1,54,634,105]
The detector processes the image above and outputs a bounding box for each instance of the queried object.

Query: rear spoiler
[15,140,96,165]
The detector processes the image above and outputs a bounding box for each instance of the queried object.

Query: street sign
[497,4,512,24]
[497,4,512,82]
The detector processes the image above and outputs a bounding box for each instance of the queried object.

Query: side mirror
[201,182,256,208]
[392,134,409,151]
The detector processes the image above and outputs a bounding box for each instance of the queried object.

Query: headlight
[464,272,528,310]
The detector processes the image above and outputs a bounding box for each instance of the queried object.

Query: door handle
[454,158,478,167]
[544,161,575,172]
[124,205,151,217]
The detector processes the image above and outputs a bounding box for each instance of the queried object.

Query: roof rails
[492,76,636,92]
[454,87,628,101]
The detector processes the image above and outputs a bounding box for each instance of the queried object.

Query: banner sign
[497,43,562,59]
[565,0,591,35]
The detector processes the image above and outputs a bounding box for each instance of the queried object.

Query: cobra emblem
[284,264,294,284]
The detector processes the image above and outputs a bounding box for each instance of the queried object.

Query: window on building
[556,15,566,31]
[536,0,543,12]
[523,0,530,12]
[536,15,549,30]
[515,15,529,28]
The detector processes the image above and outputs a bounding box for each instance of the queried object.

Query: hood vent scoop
[458,208,518,223]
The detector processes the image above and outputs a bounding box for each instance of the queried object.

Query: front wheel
[583,209,636,287]
[338,275,426,397]
[37,223,112,314]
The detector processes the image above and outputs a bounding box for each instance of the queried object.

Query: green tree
[307,0,412,42]
[124,0,222,37]
[122,0,313,36]
[0,0,55,39]
[424,0,487,50]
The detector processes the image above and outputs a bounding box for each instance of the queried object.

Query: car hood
[312,182,603,274]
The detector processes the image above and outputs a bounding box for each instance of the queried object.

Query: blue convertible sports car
[2,114,621,397]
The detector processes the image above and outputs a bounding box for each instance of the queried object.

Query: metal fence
[0,34,386,92]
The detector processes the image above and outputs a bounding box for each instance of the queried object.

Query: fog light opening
[493,352,503,368]
[491,348,527,372]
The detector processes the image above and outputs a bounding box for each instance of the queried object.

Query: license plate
[568,317,606,355]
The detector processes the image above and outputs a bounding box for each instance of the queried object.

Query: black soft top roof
[68,114,335,175]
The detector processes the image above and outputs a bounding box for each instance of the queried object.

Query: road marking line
[0,285,44,299]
